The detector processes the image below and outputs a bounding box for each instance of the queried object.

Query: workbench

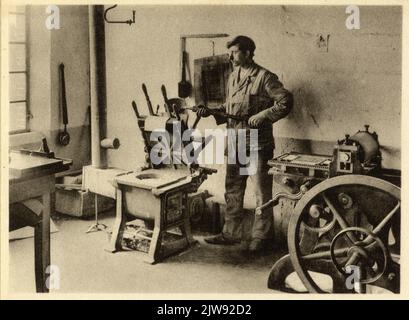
[9,150,69,292]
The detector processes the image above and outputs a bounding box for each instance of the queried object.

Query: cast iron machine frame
[261,126,400,293]
[107,86,216,264]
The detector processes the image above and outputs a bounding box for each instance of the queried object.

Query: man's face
[229,45,250,67]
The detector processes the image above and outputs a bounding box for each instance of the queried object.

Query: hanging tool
[178,50,192,98]
[142,83,155,116]
[58,63,70,146]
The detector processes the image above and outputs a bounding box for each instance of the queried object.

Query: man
[197,35,293,254]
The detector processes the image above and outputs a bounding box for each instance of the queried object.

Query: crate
[55,184,115,218]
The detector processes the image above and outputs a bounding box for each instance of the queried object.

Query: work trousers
[222,149,273,241]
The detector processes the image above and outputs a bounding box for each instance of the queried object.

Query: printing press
[260,125,401,293]
[107,85,216,264]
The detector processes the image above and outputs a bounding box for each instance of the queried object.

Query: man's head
[227,35,256,67]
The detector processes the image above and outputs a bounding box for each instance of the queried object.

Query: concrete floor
[9,210,288,294]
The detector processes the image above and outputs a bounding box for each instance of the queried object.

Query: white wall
[105,5,401,171]
[27,5,91,171]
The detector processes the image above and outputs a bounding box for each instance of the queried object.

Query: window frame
[9,6,31,135]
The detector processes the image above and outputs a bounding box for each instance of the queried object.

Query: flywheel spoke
[287,175,400,294]
[344,252,360,268]
[372,201,400,235]
[301,247,349,261]
[355,201,400,247]
[322,193,358,243]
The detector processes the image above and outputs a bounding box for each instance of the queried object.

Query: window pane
[9,73,26,101]
[9,13,26,42]
[9,102,27,132]
[9,44,26,71]
[8,6,28,133]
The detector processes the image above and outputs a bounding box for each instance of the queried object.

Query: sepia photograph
[1,0,406,299]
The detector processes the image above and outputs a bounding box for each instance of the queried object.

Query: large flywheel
[287,175,400,293]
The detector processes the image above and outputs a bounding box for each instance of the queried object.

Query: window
[9,6,30,134]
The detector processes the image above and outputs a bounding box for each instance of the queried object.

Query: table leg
[34,192,50,293]
[181,194,195,246]
[181,212,195,246]
[145,226,162,264]
[106,188,125,252]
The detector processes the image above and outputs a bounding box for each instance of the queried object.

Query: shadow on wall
[292,85,318,132]
[285,81,321,154]
[289,70,353,136]
[378,144,401,166]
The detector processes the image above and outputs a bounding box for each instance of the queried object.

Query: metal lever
[255,182,311,215]
[184,105,249,122]
[142,83,155,116]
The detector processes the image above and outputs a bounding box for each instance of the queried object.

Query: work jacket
[215,62,293,152]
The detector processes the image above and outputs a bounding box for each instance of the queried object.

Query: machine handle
[142,83,155,116]
[186,105,249,122]
[255,198,279,215]
[132,101,140,118]
[200,166,218,174]
[131,101,152,168]
[161,84,169,104]
[255,183,310,215]
[160,85,173,118]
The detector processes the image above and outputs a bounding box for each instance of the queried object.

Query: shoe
[204,233,240,245]
[248,238,271,254]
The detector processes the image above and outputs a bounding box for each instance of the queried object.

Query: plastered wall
[25,5,91,171]
[10,5,401,204]
[105,5,401,175]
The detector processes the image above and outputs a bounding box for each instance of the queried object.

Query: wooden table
[9,151,69,292]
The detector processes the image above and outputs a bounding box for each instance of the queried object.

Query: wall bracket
[104,5,135,26]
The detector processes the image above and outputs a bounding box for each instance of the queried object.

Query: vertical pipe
[88,5,107,168]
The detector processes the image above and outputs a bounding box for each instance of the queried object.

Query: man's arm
[195,103,227,125]
[248,73,293,128]
[262,73,293,123]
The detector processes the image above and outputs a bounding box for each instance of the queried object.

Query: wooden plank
[194,54,231,108]
[9,151,67,180]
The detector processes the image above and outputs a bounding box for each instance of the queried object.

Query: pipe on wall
[101,138,120,149]
[88,5,107,168]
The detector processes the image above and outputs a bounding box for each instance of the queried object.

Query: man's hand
[248,110,269,128]
[196,105,211,118]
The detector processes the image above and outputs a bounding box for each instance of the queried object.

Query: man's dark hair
[227,35,256,58]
